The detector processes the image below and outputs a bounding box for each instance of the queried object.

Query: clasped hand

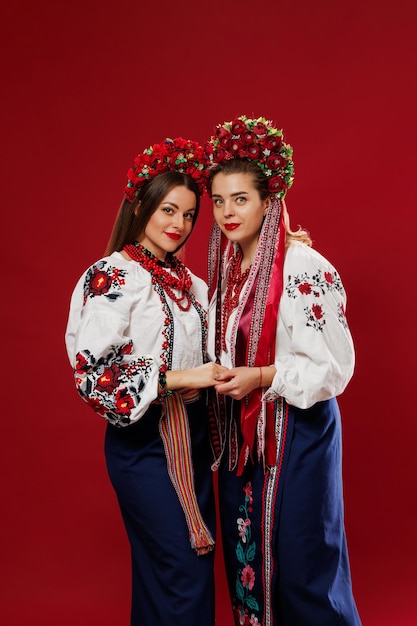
[213,366,260,400]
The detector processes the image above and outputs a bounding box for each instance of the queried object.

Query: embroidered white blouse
[208,241,355,410]
[65,252,208,425]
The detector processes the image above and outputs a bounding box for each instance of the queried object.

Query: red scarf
[208,197,285,474]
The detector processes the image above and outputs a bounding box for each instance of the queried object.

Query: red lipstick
[165,232,181,240]
[225,223,240,231]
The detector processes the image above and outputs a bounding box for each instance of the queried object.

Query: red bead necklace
[222,249,251,350]
[124,242,192,311]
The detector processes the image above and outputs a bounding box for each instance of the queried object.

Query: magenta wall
[2,1,416,624]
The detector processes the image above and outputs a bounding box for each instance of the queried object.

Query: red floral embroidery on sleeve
[286,268,348,332]
[74,342,153,425]
[83,261,128,304]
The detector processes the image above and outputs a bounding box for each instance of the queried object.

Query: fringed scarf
[159,388,215,555]
[208,197,286,475]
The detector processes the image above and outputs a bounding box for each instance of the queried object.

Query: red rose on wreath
[204,142,214,157]
[213,147,229,162]
[247,144,262,159]
[253,121,267,135]
[264,135,282,151]
[241,130,256,145]
[266,154,285,170]
[205,116,294,199]
[125,138,209,201]
[268,175,285,194]
[220,132,233,147]
[126,167,137,182]
[238,147,250,158]
[231,119,246,135]
[133,152,152,171]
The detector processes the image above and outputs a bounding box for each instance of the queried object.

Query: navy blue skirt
[217,397,362,626]
[105,396,216,626]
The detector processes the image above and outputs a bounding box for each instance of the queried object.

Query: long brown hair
[105,171,201,256]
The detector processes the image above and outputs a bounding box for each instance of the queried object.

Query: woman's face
[211,172,269,254]
[139,185,197,260]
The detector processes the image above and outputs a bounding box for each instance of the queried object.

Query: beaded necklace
[124,241,192,311]
[222,249,251,350]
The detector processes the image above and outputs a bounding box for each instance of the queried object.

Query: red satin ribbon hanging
[236,215,286,475]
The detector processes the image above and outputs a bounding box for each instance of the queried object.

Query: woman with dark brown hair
[65,137,227,625]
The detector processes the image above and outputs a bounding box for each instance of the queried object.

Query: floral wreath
[205,115,294,198]
[124,137,210,202]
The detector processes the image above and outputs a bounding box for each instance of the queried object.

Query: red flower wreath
[124,137,210,202]
[205,115,295,199]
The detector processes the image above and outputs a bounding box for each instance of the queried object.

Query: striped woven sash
[158,388,215,555]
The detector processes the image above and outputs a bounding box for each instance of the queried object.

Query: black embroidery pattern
[285,268,343,299]
[286,268,347,332]
[74,341,152,426]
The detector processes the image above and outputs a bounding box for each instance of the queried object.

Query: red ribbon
[236,216,286,474]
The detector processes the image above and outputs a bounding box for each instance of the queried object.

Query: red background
[2,1,416,624]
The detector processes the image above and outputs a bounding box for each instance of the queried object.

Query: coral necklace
[222,248,251,350]
[124,241,192,311]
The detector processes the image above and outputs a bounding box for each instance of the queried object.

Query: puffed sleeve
[65,257,160,426]
[263,242,355,409]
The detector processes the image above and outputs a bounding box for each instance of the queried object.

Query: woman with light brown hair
[205,116,361,626]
